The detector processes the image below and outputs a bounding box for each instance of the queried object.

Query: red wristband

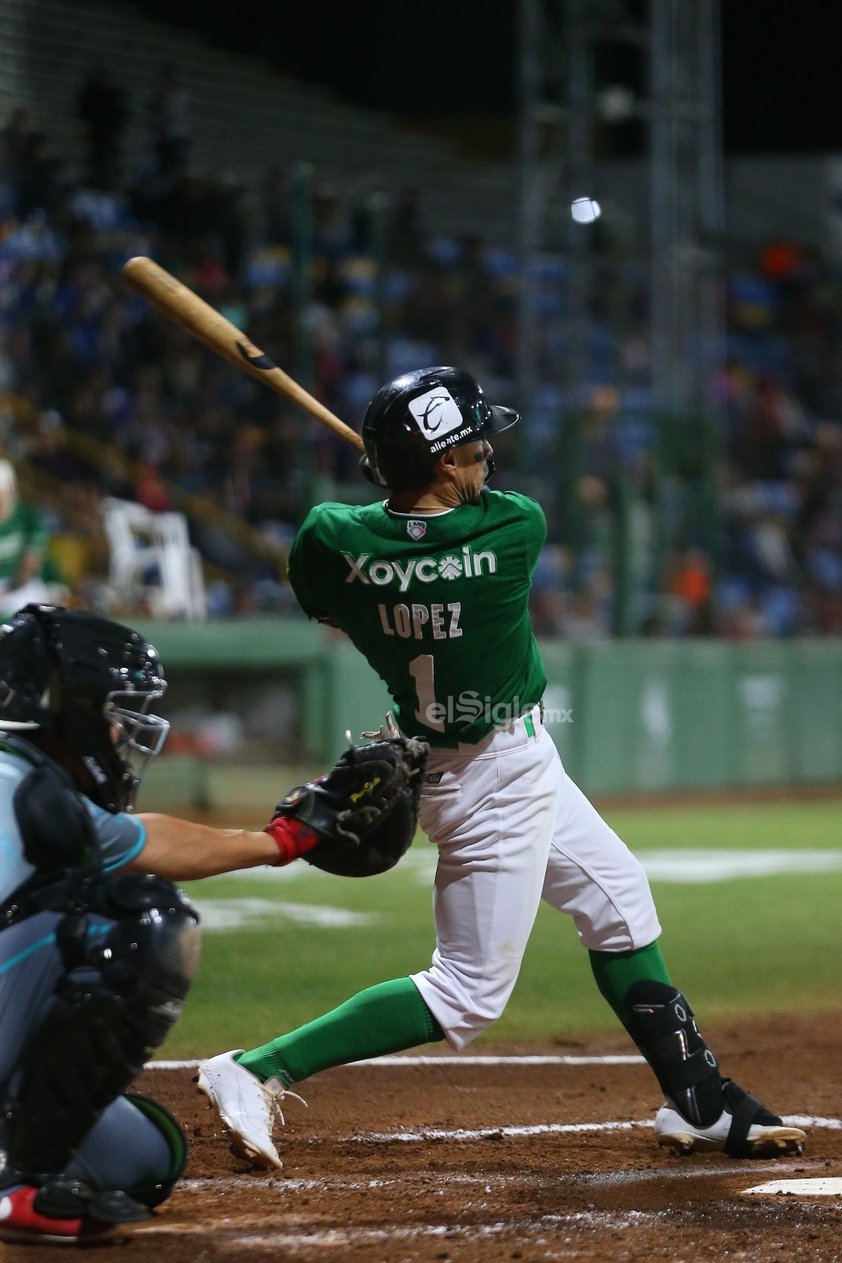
[264,817,319,866]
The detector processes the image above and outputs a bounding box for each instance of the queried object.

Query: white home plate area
[743,1177,842,1197]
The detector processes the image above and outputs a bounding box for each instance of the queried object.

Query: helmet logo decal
[83,754,109,784]
[408,387,464,438]
[406,520,427,540]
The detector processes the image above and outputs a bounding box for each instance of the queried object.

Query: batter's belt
[398,700,544,756]
[451,700,544,754]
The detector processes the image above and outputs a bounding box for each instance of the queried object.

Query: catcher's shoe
[0,1184,116,1245]
[197,1049,305,1169]
[655,1078,807,1158]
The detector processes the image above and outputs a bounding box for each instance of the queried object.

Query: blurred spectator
[0,459,67,618]
[76,65,131,189]
[388,186,424,263]
[148,62,193,175]
[562,569,613,640]
[529,543,567,636]
[666,547,715,635]
[0,108,37,215]
[0,110,63,218]
[134,463,171,513]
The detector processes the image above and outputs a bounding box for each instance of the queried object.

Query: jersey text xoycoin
[343,548,497,591]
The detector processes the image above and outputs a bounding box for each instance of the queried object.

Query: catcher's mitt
[267,736,428,877]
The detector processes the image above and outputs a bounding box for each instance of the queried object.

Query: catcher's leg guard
[625,981,723,1127]
[33,1092,188,1223]
[8,873,199,1177]
[121,1093,188,1207]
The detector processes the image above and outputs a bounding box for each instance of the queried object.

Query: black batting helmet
[0,604,169,813]
[361,366,519,490]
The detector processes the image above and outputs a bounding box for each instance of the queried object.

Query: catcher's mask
[360,366,519,490]
[0,603,169,813]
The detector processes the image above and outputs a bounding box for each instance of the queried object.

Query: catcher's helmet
[0,604,169,813]
[361,366,519,490]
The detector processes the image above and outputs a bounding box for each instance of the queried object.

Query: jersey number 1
[410,654,445,733]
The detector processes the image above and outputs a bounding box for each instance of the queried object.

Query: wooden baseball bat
[122,256,365,452]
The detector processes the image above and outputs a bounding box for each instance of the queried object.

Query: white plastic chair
[102,497,206,620]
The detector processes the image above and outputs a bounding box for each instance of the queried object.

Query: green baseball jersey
[288,489,548,747]
[0,501,46,584]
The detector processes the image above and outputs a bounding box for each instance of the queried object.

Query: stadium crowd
[0,92,839,635]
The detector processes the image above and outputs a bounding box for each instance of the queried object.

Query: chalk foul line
[345,1116,841,1143]
[148,1053,646,1070]
[175,1159,830,1193]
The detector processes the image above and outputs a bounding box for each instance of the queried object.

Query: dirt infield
[7,1010,836,1262]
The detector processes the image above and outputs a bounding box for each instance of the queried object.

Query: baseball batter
[199,367,806,1167]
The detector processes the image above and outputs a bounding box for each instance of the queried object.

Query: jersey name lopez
[378,601,462,640]
[342,547,497,590]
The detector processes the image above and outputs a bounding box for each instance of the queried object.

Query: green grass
[602,799,842,852]
[162,798,842,1057]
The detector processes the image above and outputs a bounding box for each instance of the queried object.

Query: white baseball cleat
[196,1049,305,1169]
[655,1079,807,1158]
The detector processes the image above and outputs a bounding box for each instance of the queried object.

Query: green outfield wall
[136,619,842,799]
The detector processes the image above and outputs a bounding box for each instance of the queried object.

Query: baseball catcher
[0,603,426,1244]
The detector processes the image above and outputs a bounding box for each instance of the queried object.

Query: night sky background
[136,0,842,156]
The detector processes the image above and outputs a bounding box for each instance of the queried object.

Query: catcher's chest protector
[0,737,101,923]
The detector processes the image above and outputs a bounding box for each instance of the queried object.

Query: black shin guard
[30,1092,188,1223]
[122,1093,188,1208]
[625,981,723,1126]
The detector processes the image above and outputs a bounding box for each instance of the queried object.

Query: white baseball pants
[410,704,662,1050]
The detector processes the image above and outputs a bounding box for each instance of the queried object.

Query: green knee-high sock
[588,942,672,1027]
[237,977,444,1086]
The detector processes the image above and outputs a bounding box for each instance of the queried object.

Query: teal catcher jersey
[288,490,548,746]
